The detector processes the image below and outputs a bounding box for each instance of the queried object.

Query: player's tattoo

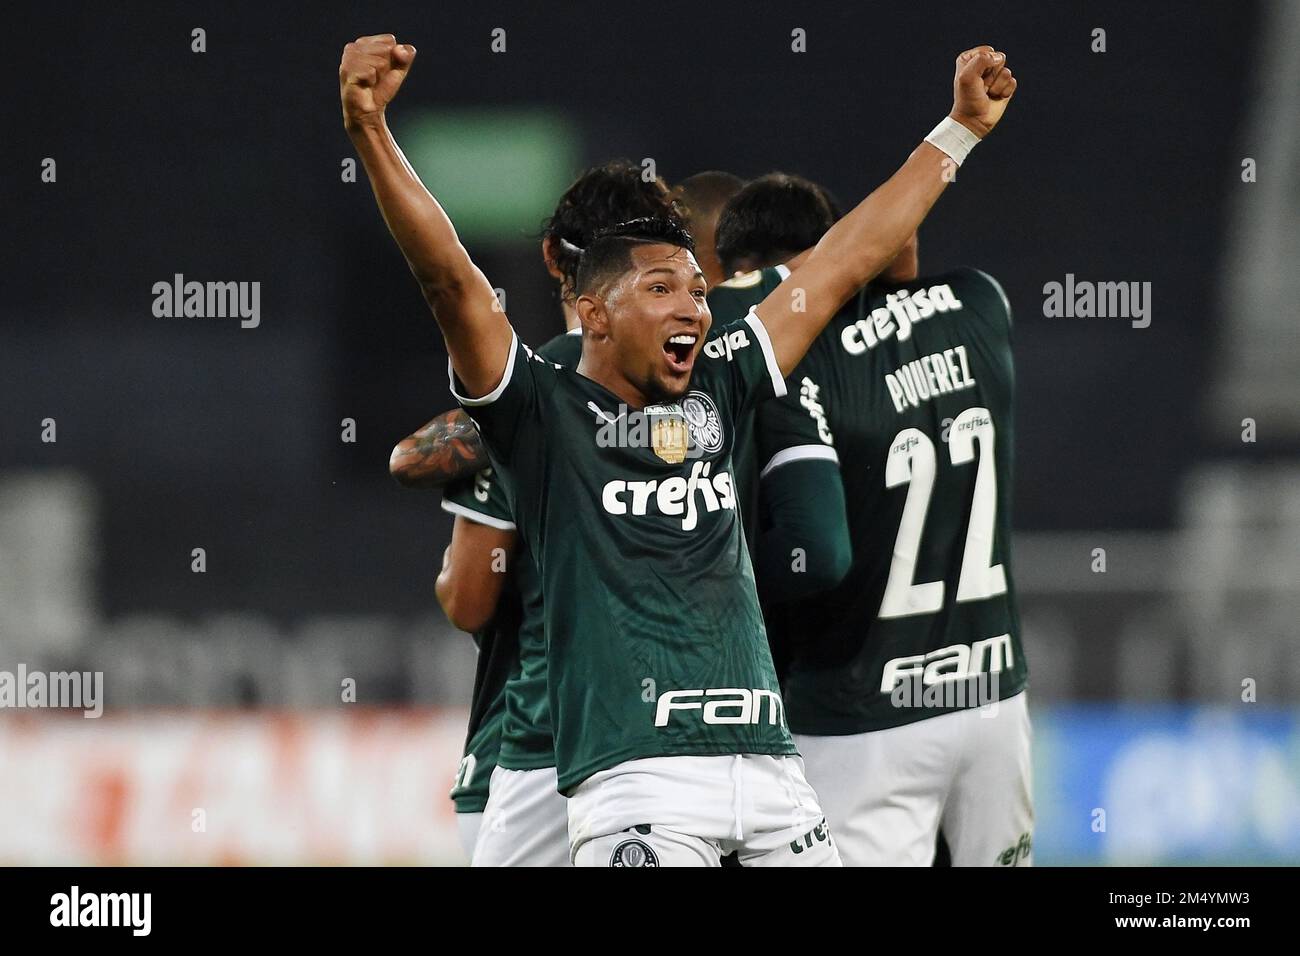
[389,409,489,488]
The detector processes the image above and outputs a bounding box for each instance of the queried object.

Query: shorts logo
[610,839,659,867]
[996,831,1032,866]
[682,391,723,453]
[789,818,832,855]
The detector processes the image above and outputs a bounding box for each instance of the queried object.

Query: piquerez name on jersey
[756,267,1029,734]
[452,312,797,792]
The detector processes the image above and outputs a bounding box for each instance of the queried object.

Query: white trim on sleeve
[448,331,519,406]
[774,263,792,280]
[970,268,1013,329]
[760,443,840,480]
[743,308,787,399]
[441,499,517,531]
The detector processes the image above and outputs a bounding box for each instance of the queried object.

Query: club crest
[682,392,723,453]
[610,838,659,867]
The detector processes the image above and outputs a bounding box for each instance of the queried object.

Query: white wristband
[924,116,981,167]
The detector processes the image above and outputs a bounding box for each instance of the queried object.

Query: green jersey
[442,330,583,810]
[493,330,583,771]
[454,313,796,794]
[706,265,790,548]
[756,267,1029,734]
[442,466,520,814]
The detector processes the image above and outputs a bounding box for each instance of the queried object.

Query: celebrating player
[392,162,683,865]
[340,34,1016,865]
[714,173,1032,866]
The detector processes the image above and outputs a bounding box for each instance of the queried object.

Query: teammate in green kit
[341,32,1017,865]
[388,161,683,864]
[672,170,746,288]
[707,174,920,576]
[715,173,1032,866]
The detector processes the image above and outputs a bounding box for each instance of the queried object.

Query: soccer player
[391,162,684,864]
[340,33,1016,866]
[706,174,921,571]
[672,171,746,287]
[714,174,1032,866]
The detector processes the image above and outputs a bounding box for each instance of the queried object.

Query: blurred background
[2,0,1297,864]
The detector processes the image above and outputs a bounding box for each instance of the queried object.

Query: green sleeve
[756,458,852,602]
[442,466,515,529]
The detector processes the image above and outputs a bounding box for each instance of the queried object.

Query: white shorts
[456,811,482,862]
[470,765,571,867]
[795,692,1033,866]
[567,753,842,867]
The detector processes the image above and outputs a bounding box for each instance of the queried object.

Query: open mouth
[663,333,697,372]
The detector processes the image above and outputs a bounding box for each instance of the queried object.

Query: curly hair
[541,160,684,296]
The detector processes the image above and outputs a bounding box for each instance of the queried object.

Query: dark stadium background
[2,0,1296,864]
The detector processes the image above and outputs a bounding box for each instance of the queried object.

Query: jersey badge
[682,391,723,454]
[644,404,690,464]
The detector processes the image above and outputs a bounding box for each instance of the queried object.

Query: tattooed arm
[388,409,490,488]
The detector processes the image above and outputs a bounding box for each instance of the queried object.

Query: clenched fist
[339,34,417,132]
[949,46,1017,138]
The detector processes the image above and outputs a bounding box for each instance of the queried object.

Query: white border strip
[775,263,792,280]
[441,499,516,531]
[760,443,839,480]
[448,331,519,406]
[743,308,787,399]
[970,267,1013,328]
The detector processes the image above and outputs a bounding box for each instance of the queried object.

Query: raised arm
[389,409,490,488]
[339,34,514,397]
[757,46,1017,374]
